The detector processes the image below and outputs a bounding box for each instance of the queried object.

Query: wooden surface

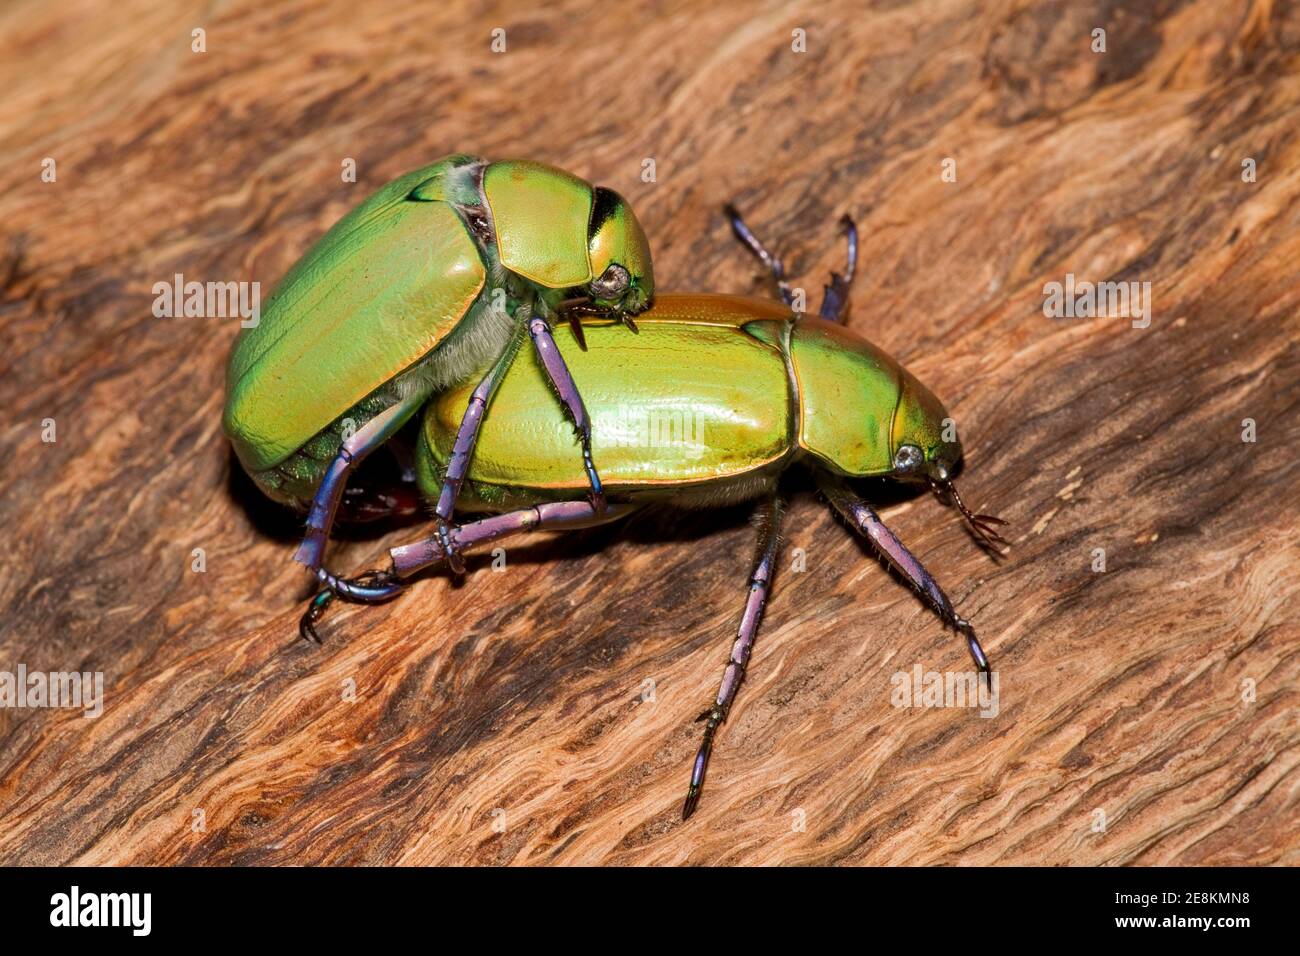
[1,0,1297,866]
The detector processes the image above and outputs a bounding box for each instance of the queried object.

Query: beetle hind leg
[294,390,429,573]
[389,499,640,578]
[682,493,783,820]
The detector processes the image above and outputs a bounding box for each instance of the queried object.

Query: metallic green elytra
[223,155,654,508]
[415,293,960,511]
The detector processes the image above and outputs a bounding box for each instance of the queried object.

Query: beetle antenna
[933,479,1009,555]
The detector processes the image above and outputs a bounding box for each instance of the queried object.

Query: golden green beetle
[223,154,654,579]
[302,208,1007,820]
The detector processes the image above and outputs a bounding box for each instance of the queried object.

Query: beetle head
[889,370,962,484]
[584,187,654,316]
[891,368,1010,554]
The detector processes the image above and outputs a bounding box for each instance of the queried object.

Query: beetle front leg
[816,471,991,677]
[293,389,430,573]
[682,493,783,820]
[432,322,527,575]
[527,315,605,512]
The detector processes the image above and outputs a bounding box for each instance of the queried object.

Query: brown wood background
[0,0,1297,866]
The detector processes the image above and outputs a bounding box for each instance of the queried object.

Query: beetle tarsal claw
[299,588,334,644]
[566,312,589,351]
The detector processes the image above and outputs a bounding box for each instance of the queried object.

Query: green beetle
[306,210,1007,820]
[223,154,654,578]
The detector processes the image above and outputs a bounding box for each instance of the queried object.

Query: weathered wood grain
[0,0,1297,865]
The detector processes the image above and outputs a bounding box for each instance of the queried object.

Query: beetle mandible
[304,208,1008,820]
[224,155,653,583]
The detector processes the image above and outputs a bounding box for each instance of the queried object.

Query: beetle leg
[682,493,783,820]
[294,389,430,573]
[817,214,858,324]
[816,471,992,678]
[724,203,794,307]
[389,499,639,578]
[433,321,528,575]
[526,315,606,513]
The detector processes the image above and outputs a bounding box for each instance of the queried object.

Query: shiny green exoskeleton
[415,294,957,510]
[222,154,654,577]
[301,209,1006,823]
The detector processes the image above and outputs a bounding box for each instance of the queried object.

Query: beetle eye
[590,263,630,299]
[893,444,924,473]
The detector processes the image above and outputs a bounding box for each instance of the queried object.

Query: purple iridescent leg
[682,494,783,820]
[432,324,526,575]
[725,204,794,307]
[293,389,429,572]
[817,214,857,324]
[390,499,637,578]
[725,205,857,323]
[527,316,605,512]
[299,566,402,643]
[816,471,991,678]
[301,500,637,643]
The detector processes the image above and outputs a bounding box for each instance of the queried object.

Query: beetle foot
[950,614,992,683]
[299,588,334,644]
[682,706,725,821]
[299,567,403,644]
[436,518,467,575]
[579,441,606,514]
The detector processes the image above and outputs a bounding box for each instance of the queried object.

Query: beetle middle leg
[816,214,858,324]
[682,491,783,820]
[816,471,992,678]
[293,389,430,573]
